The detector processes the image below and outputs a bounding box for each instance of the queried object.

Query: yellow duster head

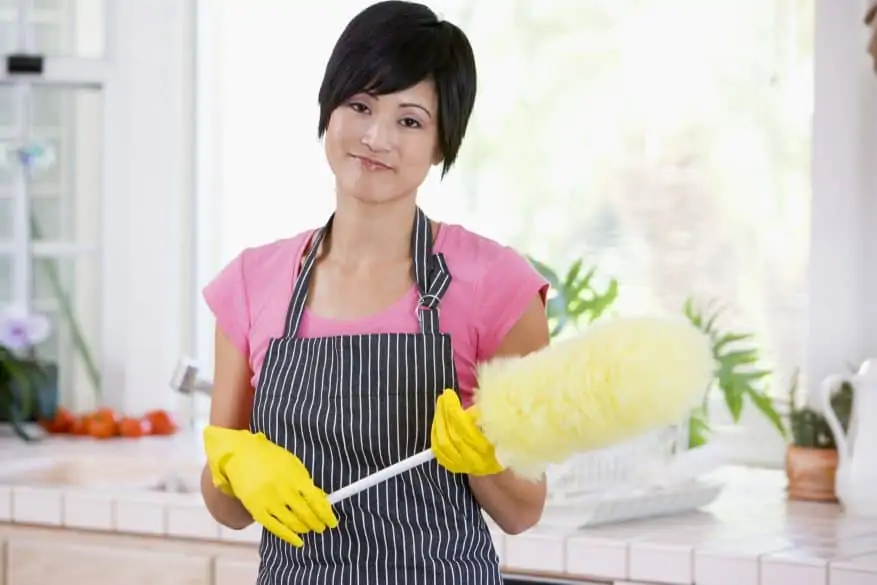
[473,316,714,480]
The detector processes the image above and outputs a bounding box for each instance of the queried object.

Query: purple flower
[0,306,51,352]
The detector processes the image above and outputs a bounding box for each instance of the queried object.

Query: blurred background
[2,0,876,470]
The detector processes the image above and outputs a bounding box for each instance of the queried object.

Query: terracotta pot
[785,445,838,502]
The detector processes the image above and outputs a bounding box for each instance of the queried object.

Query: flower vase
[0,360,59,423]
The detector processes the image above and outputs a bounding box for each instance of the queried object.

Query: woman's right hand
[203,425,339,547]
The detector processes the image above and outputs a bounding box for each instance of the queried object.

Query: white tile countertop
[1,433,877,585]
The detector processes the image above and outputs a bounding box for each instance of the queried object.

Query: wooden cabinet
[7,540,212,585]
[1,530,605,585]
[214,558,260,585]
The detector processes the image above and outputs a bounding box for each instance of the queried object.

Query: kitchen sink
[0,453,203,491]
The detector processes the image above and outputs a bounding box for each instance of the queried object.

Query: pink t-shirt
[202,223,549,406]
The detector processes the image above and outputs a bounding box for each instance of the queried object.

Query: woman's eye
[400,117,421,129]
[349,102,368,114]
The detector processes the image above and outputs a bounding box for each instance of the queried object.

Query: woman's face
[324,79,441,204]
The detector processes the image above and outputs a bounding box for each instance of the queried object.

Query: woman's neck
[325,194,417,267]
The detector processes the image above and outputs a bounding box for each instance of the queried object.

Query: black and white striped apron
[250,207,503,584]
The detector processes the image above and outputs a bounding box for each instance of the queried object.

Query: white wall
[705,0,877,466]
[99,0,195,416]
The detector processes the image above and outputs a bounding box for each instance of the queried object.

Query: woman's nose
[361,119,393,152]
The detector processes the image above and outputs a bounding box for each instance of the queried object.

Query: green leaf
[688,407,711,448]
[683,298,701,327]
[571,268,596,296]
[714,332,753,352]
[531,257,619,338]
[704,311,722,336]
[545,295,567,320]
[4,359,35,420]
[563,259,584,291]
[741,370,772,382]
[32,215,101,398]
[744,387,788,438]
[683,297,783,437]
[722,382,745,421]
[0,361,41,442]
[719,350,759,367]
[589,279,618,322]
[528,256,562,290]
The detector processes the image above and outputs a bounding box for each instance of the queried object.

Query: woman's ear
[432,147,444,167]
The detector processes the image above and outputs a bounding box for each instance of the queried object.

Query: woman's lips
[353,155,392,171]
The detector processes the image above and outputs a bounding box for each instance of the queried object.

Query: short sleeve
[474,248,549,361]
[202,250,252,357]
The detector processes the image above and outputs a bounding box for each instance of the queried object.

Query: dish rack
[542,420,723,527]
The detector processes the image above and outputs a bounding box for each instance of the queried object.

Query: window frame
[1,2,114,411]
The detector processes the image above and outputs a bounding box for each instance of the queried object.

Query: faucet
[169,356,214,396]
[169,357,214,432]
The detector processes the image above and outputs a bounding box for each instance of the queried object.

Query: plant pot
[785,444,838,502]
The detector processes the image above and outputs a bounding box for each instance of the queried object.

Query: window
[193,1,877,468]
[0,0,106,413]
[1,1,195,422]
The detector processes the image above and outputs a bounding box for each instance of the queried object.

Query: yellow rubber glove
[203,426,339,547]
[430,389,504,476]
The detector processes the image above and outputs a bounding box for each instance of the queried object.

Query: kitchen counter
[1,434,877,585]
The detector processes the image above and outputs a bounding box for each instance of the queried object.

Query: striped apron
[250,207,503,584]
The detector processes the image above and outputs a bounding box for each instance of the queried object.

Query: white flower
[0,306,51,352]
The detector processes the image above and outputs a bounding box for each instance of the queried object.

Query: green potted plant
[785,368,852,502]
[0,307,59,441]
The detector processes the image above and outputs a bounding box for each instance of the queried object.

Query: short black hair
[317,1,477,177]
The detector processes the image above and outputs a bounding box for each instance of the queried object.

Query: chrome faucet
[169,357,214,396]
[169,357,214,432]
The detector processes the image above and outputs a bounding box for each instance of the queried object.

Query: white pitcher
[820,360,877,517]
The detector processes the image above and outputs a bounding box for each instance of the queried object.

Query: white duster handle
[327,449,436,505]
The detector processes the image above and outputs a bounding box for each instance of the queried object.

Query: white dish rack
[542,421,725,527]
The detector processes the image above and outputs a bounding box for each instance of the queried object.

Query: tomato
[87,417,117,439]
[55,408,77,432]
[144,409,177,436]
[70,416,90,435]
[118,416,149,438]
[87,409,118,439]
[38,406,77,434]
[94,407,120,423]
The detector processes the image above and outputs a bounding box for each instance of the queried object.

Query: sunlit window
[195,0,813,419]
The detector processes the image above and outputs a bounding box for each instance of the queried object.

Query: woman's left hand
[430,389,504,476]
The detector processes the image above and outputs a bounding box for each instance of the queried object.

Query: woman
[199,1,550,583]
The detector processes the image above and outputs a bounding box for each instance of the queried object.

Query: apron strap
[415,251,451,334]
[282,220,329,337]
[282,206,452,337]
[411,208,451,334]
